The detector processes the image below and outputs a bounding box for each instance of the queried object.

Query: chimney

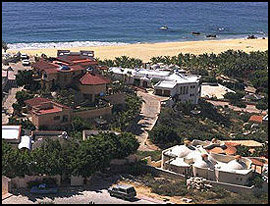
[201,154,208,161]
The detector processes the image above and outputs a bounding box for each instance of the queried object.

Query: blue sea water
[2,2,268,49]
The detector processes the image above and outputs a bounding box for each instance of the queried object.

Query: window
[62,115,69,122]
[54,116,60,121]
[186,86,188,94]
[190,85,195,89]
[119,188,126,193]
[190,93,194,97]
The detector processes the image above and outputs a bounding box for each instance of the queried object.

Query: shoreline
[7,38,268,62]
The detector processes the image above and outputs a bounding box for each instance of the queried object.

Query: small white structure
[201,83,235,99]
[18,135,32,150]
[2,125,22,144]
[161,139,254,185]
[109,67,201,104]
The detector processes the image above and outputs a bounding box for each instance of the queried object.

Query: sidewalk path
[129,91,167,151]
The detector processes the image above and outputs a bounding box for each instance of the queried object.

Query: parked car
[108,185,136,200]
[30,183,58,194]
[22,59,30,66]
[21,53,29,60]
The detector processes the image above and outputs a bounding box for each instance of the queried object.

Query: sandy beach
[8,38,268,62]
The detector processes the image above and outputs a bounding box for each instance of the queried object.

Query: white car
[21,53,29,59]
[22,59,30,66]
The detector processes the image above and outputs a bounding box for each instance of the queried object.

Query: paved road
[2,87,23,124]
[2,188,157,204]
[129,91,168,151]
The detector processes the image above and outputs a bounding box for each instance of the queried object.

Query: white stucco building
[108,67,201,104]
[161,139,254,186]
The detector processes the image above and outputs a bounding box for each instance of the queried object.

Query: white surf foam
[8,41,130,50]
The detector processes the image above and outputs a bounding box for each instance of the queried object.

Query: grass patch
[135,150,162,161]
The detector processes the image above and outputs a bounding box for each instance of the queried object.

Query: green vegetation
[255,101,268,111]
[223,91,246,108]
[149,125,180,149]
[2,132,139,178]
[100,50,268,95]
[99,56,143,68]
[135,150,162,161]
[70,116,93,132]
[150,97,268,148]
[130,172,267,204]
[8,117,36,131]
[109,93,142,131]
[149,99,232,149]
[16,70,41,91]
[2,40,8,52]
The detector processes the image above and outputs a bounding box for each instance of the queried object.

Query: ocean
[2,2,268,50]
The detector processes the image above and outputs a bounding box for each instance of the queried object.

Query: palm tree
[2,41,8,52]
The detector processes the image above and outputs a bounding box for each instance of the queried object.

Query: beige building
[25,97,112,130]
[78,71,110,102]
[32,50,98,90]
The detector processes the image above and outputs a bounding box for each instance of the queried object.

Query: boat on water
[206,34,217,38]
[160,25,168,30]
[192,32,200,35]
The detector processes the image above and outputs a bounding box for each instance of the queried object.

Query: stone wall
[72,105,112,121]
[11,175,61,189]
[2,176,11,195]
[209,180,255,194]
[104,93,126,105]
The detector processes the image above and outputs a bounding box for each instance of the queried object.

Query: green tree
[2,41,8,52]
[149,125,180,149]
[255,101,268,111]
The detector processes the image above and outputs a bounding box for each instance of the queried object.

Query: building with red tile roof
[248,115,263,124]
[79,72,110,85]
[25,96,112,130]
[78,72,110,102]
[25,97,72,129]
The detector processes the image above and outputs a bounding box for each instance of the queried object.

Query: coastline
[7,38,268,62]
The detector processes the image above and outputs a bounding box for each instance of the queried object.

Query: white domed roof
[193,159,209,169]
[193,158,215,169]
[177,145,193,158]
[227,159,247,170]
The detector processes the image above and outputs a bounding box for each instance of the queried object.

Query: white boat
[160,26,168,30]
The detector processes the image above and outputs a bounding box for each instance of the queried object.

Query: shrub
[151,180,188,196]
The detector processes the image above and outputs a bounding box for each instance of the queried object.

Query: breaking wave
[7,41,130,50]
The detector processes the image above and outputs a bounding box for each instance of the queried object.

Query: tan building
[25,97,112,129]
[78,71,110,102]
[25,97,72,129]
[32,50,98,90]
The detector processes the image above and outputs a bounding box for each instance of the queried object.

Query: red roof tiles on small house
[32,60,59,71]
[25,97,51,107]
[249,115,263,124]
[79,72,110,85]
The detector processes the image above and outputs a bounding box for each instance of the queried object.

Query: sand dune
[8,38,268,62]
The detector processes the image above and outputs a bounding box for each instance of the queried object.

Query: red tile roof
[79,72,110,85]
[249,115,263,123]
[249,158,266,167]
[38,107,63,115]
[25,97,70,111]
[56,56,97,65]
[25,97,51,107]
[32,60,59,70]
